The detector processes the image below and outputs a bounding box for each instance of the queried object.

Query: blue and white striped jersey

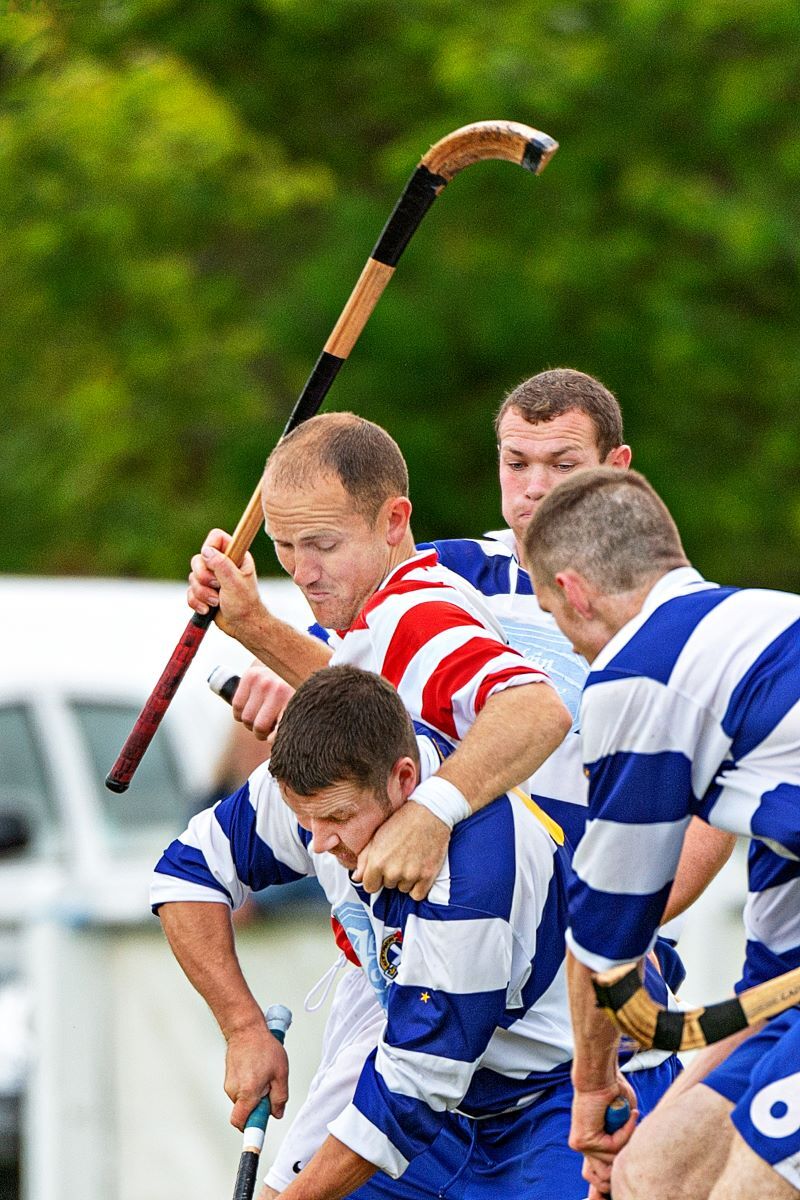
[150,731,574,1179]
[417,535,684,1050]
[568,567,800,977]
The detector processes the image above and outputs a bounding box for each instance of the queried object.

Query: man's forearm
[662,818,736,924]
[566,949,621,1092]
[232,610,332,689]
[158,901,263,1037]
[159,900,290,1124]
[277,1135,376,1200]
[438,682,571,812]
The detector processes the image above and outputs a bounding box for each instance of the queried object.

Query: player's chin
[306,594,350,629]
[334,849,359,870]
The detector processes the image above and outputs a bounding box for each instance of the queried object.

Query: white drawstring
[304,952,348,1013]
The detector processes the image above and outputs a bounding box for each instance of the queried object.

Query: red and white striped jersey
[329,549,551,743]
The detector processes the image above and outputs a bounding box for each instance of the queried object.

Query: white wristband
[410,776,471,830]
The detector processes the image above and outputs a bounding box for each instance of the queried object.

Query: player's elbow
[532,681,572,745]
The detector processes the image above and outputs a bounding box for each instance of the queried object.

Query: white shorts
[265,967,384,1191]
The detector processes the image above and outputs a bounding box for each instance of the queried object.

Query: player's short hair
[525,468,688,592]
[495,369,624,459]
[269,665,419,798]
[264,413,409,522]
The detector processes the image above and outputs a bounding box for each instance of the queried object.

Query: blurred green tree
[2,0,799,586]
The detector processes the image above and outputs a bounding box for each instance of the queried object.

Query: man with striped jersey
[189,372,729,1196]
[152,666,585,1199]
[525,466,800,1200]
[188,411,570,895]
[183,411,572,1138]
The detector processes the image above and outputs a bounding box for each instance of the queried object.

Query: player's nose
[524,466,550,499]
[310,822,338,855]
[292,552,321,587]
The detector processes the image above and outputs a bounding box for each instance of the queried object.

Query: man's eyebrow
[501,441,586,457]
[268,530,340,544]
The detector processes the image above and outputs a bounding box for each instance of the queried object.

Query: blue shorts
[347,1085,585,1200]
[705,1008,800,1187]
[627,1055,682,1115]
[347,1059,680,1200]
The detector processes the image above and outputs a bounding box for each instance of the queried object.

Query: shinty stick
[106,119,558,793]
[593,959,800,1052]
[232,1004,292,1200]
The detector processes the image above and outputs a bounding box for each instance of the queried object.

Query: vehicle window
[71,703,189,836]
[0,705,56,851]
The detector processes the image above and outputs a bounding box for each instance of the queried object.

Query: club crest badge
[379,929,403,980]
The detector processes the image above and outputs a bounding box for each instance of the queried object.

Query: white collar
[484,527,518,557]
[593,567,713,670]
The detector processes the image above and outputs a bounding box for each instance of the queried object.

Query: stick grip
[604,1098,631,1133]
[208,666,241,706]
[105,610,213,792]
[231,1006,293,1200]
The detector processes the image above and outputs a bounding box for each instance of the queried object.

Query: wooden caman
[105,119,558,794]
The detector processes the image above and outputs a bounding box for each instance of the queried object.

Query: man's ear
[384,496,413,546]
[390,755,419,805]
[604,443,632,470]
[555,569,596,619]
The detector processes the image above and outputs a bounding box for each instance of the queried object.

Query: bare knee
[610,1082,733,1200]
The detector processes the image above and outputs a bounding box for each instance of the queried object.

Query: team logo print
[379,929,403,979]
[333,900,388,1010]
[750,1072,800,1140]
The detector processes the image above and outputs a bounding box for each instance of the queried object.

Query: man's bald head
[264,412,409,521]
[525,468,689,594]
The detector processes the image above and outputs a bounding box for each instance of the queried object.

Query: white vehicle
[0,574,313,1180]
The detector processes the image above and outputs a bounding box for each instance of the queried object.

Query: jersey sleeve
[567,669,710,971]
[150,763,314,912]
[340,582,551,742]
[328,900,514,1176]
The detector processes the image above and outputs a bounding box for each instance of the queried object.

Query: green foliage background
[3,0,799,586]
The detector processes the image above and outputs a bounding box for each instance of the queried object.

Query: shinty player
[524,467,800,1200]
[187,371,732,1197]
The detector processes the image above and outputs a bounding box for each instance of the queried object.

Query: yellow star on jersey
[420,992,431,1003]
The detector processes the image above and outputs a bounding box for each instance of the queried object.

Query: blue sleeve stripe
[383,984,509,1063]
[723,617,800,758]
[586,751,695,824]
[588,588,734,687]
[213,784,308,890]
[751,783,800,860]
[568,877,673,962]
[308,622,334,645]
[352,1050,444,1161]
[747,841,800,892]
[153,845,233,902]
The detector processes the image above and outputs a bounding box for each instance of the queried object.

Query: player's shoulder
[356,548,500,634]
[595,583,800,693]
[443,790,563,918]
[418,534,532,599]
